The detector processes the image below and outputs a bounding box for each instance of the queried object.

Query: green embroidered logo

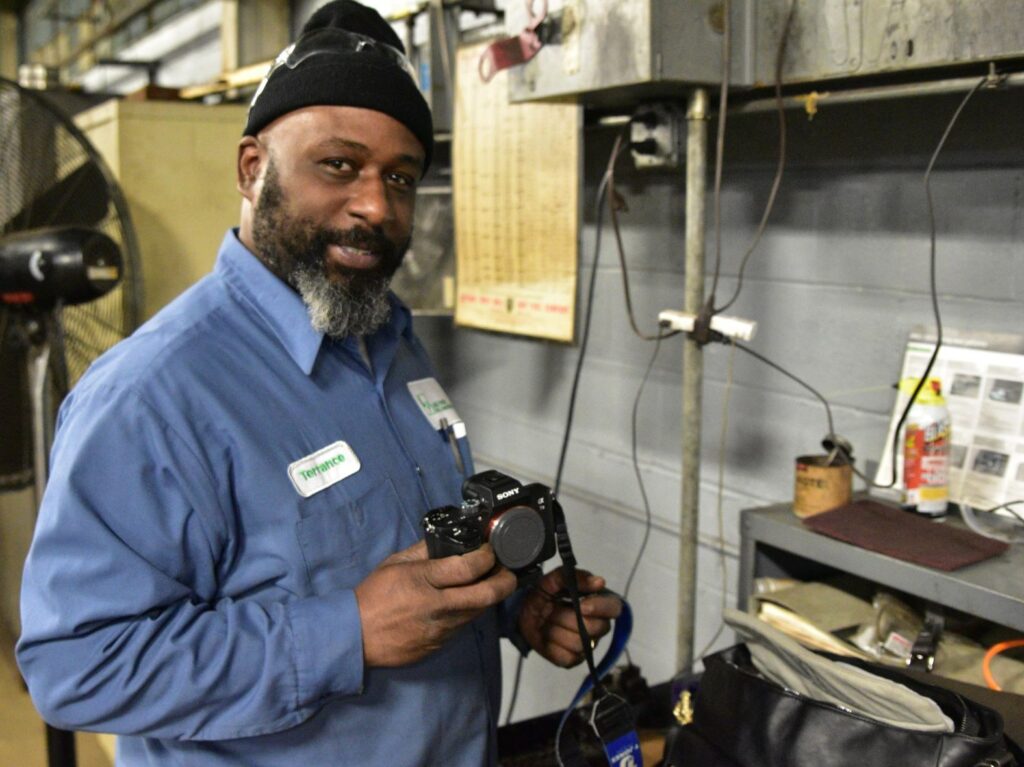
[299,453,346,481]
[416,393,452,415]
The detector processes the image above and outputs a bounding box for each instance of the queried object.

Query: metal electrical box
[758,0,1024,86]
[505,0,753,104]
[505,0,1024,105]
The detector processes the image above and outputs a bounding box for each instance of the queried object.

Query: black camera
[422,470,556,579]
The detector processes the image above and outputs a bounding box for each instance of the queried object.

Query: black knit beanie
[244,0,433,171]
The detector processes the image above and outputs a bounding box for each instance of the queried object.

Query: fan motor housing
[0,226,122,308]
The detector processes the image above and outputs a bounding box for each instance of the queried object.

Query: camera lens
[489,506,547,570]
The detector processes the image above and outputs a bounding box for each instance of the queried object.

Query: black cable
[623,330,664,601]
[554,153,616,495]
[855,76,987,490]
[621,328,668,666]
[981,500,1024,527]
[706,0,731,307]
[715,0,796,315]
[733,340,836,439]
[504,150,615,727]
[721,77,986,493]
[606,136,681,343]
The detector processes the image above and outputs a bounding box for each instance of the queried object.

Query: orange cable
[981,638,1024,691]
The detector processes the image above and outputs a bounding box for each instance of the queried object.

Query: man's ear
[237,136,264,201]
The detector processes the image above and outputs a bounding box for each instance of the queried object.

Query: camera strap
[551,499,643,767]
[553,600,641,767]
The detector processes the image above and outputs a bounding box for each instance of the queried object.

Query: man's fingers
[537,568,608,599]
[418,545,517,612]
[382,539,428,566]
[541,593,621,633]
[580,593,622,619]
[441,567,517,612]
[423,544,498,588]
[546,609,613,642]
[543,642,583,669]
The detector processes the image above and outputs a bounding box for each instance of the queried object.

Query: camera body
[422,470,555,578]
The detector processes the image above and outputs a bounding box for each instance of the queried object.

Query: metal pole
[677,88,708,671]
[28,330,78,767]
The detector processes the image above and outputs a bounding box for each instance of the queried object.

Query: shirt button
[415,466,422,475]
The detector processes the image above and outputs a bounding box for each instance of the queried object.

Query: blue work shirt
[18,230,511,766]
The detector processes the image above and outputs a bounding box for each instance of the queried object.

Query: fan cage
[0,75,143,387]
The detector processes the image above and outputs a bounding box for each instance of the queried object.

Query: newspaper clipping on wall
[876,329,1024,515]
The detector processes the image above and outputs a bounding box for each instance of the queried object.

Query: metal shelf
[738,503,1024,633]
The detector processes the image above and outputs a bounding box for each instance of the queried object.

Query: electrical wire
[503,141,617,728]
[853,75,987,490]
[622,330,667,603]
[606,136,680,342]
[692,338,738,662]
[609,244,740,669]
[980,500,1024,527]
[553,145,618,496]
[714,77,987,491]
[733,340,836,439]
[706,0,731,307]
[714,0,797,314]
[620,328,669,667]
[982,638,1024,692]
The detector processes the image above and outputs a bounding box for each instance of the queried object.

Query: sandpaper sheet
[803,500,1009,571]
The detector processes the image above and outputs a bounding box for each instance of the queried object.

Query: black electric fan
[0,75,143,767]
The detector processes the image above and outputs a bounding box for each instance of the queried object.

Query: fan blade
[2,162,110,233]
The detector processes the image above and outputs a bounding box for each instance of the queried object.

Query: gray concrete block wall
[415,90,1024,723]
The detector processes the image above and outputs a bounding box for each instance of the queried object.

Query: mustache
[316,226,398,260]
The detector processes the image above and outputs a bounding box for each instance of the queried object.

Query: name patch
[287,441,360,498]
[407,378,462,431]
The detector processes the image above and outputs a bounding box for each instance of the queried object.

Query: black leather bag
[662,644,1021,767]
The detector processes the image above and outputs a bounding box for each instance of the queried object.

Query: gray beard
[291,261,393,339]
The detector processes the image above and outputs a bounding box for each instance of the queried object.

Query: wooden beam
[221,0,239,74]
[178,58,271,100]
[54,0,162,70]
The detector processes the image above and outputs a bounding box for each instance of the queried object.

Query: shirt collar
[214,230,414,376]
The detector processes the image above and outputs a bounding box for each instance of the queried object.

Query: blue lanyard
[550,499,643,767]
[555,599,643,767]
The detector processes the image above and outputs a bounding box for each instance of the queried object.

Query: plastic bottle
[900,377,950,518]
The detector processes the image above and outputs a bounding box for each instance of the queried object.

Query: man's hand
[354,541,517,667]
[517,569,623,668]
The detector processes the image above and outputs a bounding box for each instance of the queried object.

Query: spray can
[900,377,950,517]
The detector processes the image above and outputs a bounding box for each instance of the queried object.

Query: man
[16,2,621,765]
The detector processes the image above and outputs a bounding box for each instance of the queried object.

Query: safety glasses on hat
[250,27,419,110]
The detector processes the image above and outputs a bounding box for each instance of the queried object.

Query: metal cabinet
[738,503,1024,633]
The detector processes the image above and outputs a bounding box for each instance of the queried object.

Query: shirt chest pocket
[295,479,420,593]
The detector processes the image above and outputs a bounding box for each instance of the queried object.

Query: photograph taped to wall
[452,40,581,342]
[875,328,1024,514]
